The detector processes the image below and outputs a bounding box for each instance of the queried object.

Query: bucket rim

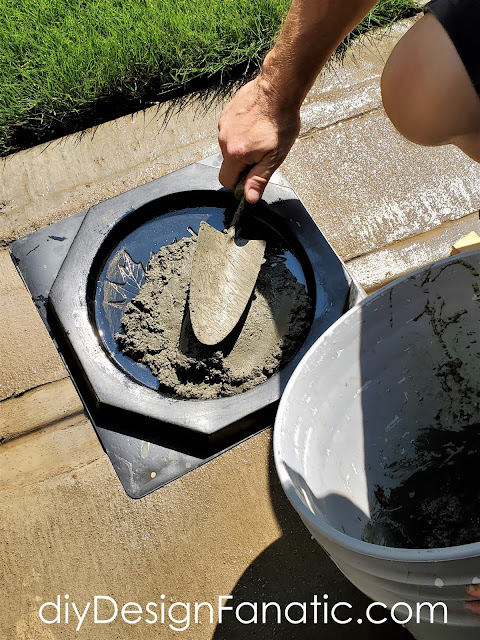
[274,250,480,562]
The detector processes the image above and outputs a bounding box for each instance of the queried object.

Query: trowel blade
[189,221,266,346]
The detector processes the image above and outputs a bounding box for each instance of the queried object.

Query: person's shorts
[424,0,480,96]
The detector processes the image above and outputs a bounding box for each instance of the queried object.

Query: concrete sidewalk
[1,16,479,640]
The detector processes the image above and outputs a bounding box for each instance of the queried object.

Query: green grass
[0,0,420,156]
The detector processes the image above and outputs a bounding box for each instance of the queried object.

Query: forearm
[259,0,379,111]
[218,0,379,200]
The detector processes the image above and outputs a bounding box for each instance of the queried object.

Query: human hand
[466,584,480,614]
[218,76,300,203]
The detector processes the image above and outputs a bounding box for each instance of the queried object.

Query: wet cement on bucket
[115,235,312,399]
[363,422,480,549]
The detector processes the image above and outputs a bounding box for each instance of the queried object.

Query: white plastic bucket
[274,251,480,639]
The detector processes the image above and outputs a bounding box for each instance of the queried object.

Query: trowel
[189,171,266,346]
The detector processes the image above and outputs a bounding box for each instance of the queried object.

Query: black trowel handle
[234,167,251,201]
[230,167,252,231]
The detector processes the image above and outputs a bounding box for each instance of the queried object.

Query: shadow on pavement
[212,437,411,639]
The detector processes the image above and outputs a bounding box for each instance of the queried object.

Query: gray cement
[363,421,480,548]
[116,236,312,399]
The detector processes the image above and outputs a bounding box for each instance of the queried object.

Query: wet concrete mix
[363,422,480,549]
[115,235,312,399]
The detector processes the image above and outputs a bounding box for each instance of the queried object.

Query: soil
[115,235,312,399]
[363,422,480,549]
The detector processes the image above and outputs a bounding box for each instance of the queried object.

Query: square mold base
[10,155,365,498]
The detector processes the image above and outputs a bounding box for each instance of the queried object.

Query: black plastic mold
[10,156,365,498]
